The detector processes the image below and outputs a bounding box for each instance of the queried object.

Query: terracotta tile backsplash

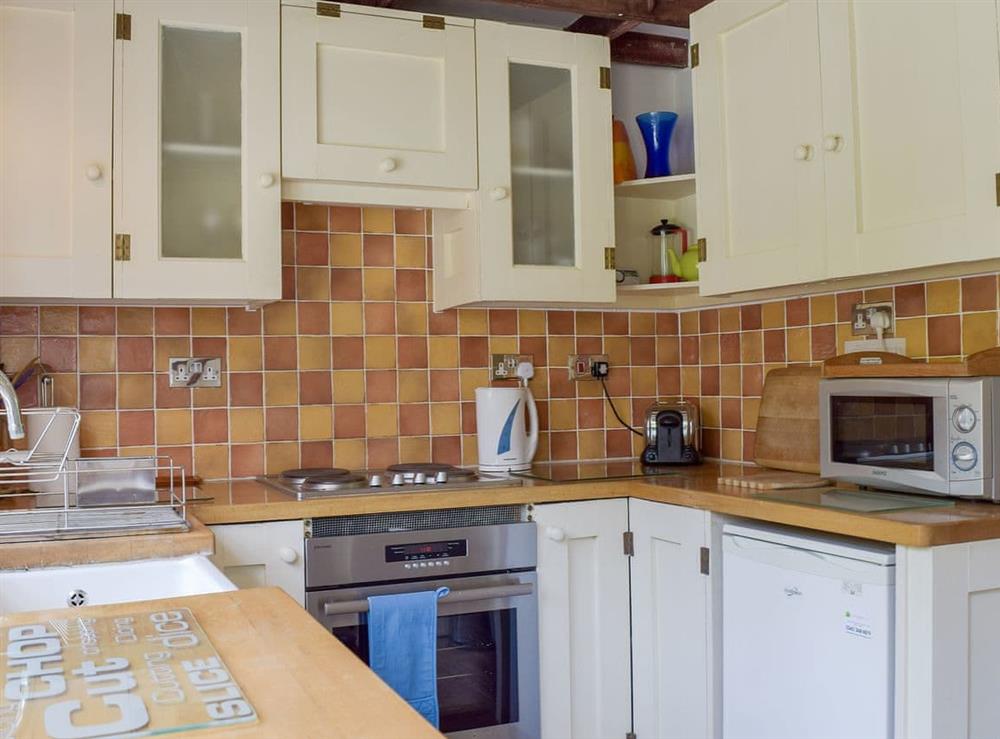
[680,275,1000,464]
[5,201,1000,477]
[0,203,679,479]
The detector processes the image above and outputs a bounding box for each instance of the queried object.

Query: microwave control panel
[949,380,989,480]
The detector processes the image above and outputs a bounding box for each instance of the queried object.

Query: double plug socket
[169,357,222,388]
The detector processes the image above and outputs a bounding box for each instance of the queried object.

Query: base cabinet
[533,500,632,739]
[210,521,304,605]
[630,499,713,739]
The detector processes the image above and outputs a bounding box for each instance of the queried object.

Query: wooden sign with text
[0,608,257,737]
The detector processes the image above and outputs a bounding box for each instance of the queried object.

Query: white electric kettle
[475,384,538,473]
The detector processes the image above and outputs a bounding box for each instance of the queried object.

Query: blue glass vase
[636,111,678,178]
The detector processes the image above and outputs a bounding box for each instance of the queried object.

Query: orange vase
[612,118,637,184]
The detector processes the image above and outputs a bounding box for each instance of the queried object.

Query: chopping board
[754,365,822,474]
[718,471,829,490]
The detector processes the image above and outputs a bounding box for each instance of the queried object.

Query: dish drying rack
[0,408,189,542]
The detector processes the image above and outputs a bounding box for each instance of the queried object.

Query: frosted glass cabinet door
[477,21,616,304]
[113,0,280,301]
[281,3,477,190]
[0,0,112,298]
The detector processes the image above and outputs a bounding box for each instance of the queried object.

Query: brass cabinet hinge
[623,531,635,557]
[696,237,707,263]
[422,15,445,29]
[115,13,131,40]
[316,1,340,18]
[114,234,131,262]
[699,546,710,575]
[690,42,700,68]
[604,247,616,270]
[995,172,999,207]
[599,66,612,90]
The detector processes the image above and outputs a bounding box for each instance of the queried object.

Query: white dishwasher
[723,522,895,739]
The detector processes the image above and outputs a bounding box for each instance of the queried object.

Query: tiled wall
[0,203,680,479]
[5,201,999,476]
[681,276,1000,463]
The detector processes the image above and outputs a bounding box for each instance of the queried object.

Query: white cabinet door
[821,0,1000,278]
[210,521,305,605]
[533,499,631,739]
[113,0,280,301]
[282,3,476,191]
[473,20,615,305]
[0,0,112,298]
[630,499,713,739]
[691,0,827,296]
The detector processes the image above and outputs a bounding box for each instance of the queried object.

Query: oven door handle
[322,582,534,616]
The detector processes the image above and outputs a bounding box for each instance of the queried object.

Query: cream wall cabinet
[533,500,632,739]
[210,521,305,605]
[0,0,113,299]
[113,0,281,301]
[692,0,1000,297]
[821,0,1000,279]
[434,21,616,309]
[281,1,477,194]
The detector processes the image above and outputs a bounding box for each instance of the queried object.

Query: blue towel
[367,587,448,727]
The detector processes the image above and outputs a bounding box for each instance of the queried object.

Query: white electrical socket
[169,357,222,388]
[489,354,534,382]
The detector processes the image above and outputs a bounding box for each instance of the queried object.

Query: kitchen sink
[0,555,235,615]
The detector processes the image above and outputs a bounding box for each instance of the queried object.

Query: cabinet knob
[85,164,103,181]
[545,526,566,542]
[278,547,298,564]
[793,144,813,161]
[379,157,398,173]
[258,172,276,188]
[490,186,509,201]
[823,135,844,153]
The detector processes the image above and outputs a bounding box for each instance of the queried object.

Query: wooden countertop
[190,464,1000,547]
[0,587,442,739]
[0,515,213,569]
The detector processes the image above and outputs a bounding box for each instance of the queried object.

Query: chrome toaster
[641,400,701,465]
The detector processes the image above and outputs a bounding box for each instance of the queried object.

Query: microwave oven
[819,377,1000,501]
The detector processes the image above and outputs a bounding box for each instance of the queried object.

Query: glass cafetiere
[649,219,688,283]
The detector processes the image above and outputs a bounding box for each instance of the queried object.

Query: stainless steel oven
[304,507,539,738]
[820,376,1000,500]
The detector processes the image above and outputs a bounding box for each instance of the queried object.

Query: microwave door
[820,380,951,494]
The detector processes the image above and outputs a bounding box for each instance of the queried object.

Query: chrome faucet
[0,372,24,440]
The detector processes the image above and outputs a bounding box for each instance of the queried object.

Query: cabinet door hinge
[696,237,707,263]
[316,1,341,18]
[690,42,700,68]
[623,531,634,557]
[604,247,616,270]
[422,15,445,29]
[115,13,131,40]
[600,66,612,90]
[699,546,710,575]
[995,172,999,207]
[114,234,131,262]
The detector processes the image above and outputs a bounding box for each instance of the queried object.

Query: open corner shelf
[617,281,699,296]
[614,173,696,201]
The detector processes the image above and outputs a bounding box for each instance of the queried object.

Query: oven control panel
[385,539,467,563]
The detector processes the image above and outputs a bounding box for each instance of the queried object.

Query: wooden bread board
[754,365,822,474]
[718,471,830,490]
[822,346,1000,377]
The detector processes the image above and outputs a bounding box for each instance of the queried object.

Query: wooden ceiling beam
[342,0,712,29]
[611,31,688,67]
[565,15,640,39]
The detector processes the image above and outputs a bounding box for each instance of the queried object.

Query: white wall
[612,26,694,177]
